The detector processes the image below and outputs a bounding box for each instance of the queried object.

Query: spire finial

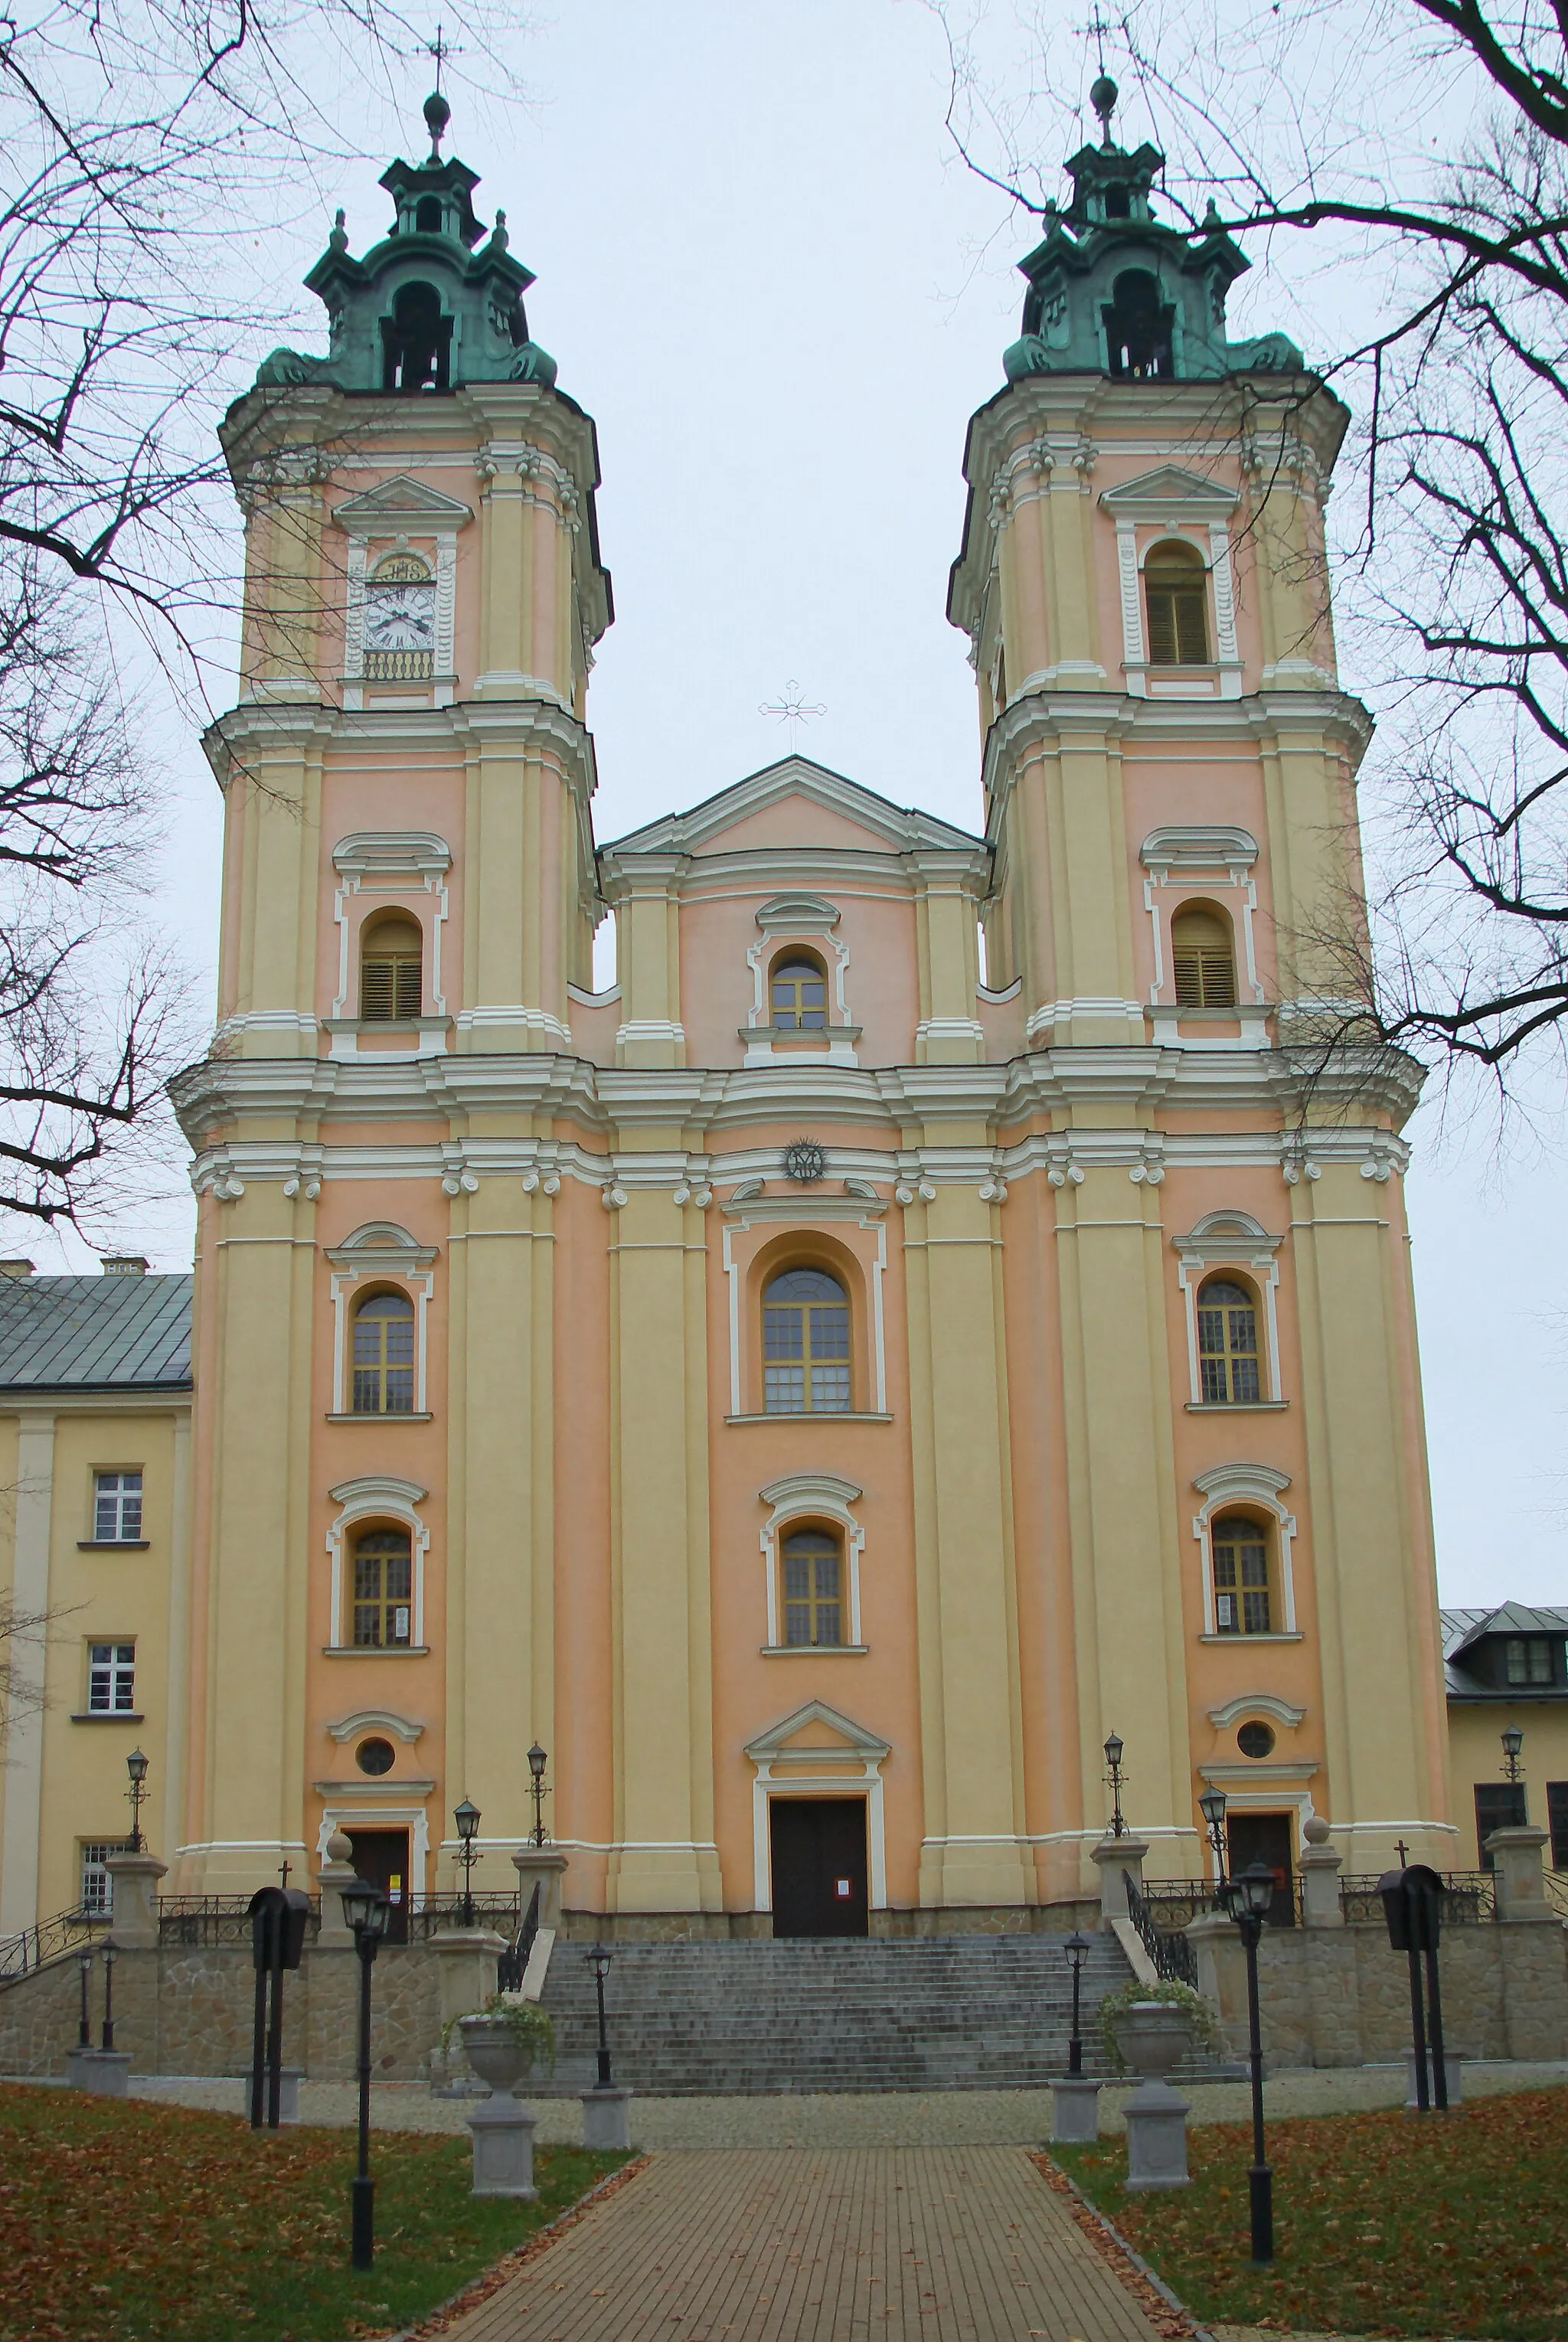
[423,87,452,158]
[329,207,348,253]
[1089,72,1119,149]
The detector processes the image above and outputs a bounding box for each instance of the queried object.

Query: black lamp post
[77,1948,93,2050]
[1103,1733,1127,1838]
[1501,1726,1525,1785]
[528,1743,550,1847]
[340,1877,391,2269]
[1200,1785,1230,1889]
[100,1945,116,2052]
[1064,1931,1090,2075]
[454,1798,481,1926]
[1220,1857,1278,2267]
[587,1943,615,2088]
[125,1747,149,1853]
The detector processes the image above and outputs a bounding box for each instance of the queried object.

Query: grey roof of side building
[1440,1602,1568,1697]
[0,1273,193,1393]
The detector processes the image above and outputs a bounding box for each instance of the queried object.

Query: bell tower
[175,100,613,1894]
[947,82,1449,1885]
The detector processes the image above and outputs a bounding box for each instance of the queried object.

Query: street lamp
[100,1945,117,2052]
[125,1747,149,1853]
[1220,1857,1278,2266]
[340,1877,391,2270]
[1064,1931,1090,2076]
[1199,1785,1230,1887]
[454,1798,481,1926]
[587,1943,616,2088]
[1102,1733,1127,1839]
[77,1948,93,2050]
[1501,1726,1525,1785]
[528,1743,550,1847]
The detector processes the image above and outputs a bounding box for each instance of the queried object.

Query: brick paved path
[443,2146,1171,2342]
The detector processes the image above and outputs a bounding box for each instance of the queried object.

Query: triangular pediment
[744,1699,890,1765]
[602,756,985,863]
[1099,465,1239,517]
[331,475,475,533]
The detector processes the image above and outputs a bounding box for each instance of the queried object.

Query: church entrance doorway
[769,1798,868,1937]
[345,1826,412,1944]
[1226,1811,1295,1928]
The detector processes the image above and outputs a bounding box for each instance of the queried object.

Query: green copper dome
[252,96,557,396]
[1002,82,1303,385]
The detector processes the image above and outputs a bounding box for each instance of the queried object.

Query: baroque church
[0,89,1452,1945]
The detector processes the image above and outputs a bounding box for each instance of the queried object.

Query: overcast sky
[43,0,1561,1609]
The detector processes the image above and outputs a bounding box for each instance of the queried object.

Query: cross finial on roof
[759,679,826,751]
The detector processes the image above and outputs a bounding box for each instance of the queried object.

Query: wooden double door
[769,1798,869,1937]
[345,1828,412,1944]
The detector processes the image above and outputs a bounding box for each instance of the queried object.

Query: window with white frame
[80,1839,129,1916]
[93,1471,143,1542]
[87,1641,136,1713]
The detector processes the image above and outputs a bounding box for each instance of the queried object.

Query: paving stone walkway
[439,2146,1171,2342]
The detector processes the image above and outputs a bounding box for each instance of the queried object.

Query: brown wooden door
[1227,1812,1295,1927]
[345,1828,412,1944]
[769,1798,868,1937]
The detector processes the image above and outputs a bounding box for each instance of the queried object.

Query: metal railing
[157,1895,323,1948]
[0,1906,108,1984]
[1123,1871,1199,1986]
[1136,1882,1221,1929]
[1335,1871,1498,1925]
[410,1892,522,1942]
[497,1882,541,1992]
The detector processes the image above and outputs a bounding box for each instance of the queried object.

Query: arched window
[1211,1514,1272,1635]
[1171,903,1236,1008]
[782,1527,844,1647]
[363,553,436,681]
[771,954,828,1031]
[415,194,443,234]
[352,1289,416,1415]
[353,1526,413,1646]
[1196,1277,1261,1404]
[763,1268,851,1414]
[381,279,452,393]
[1104,269,1174,381]
[361,913,423,1021]
[1145,541,1210,665]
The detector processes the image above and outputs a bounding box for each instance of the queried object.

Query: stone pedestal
[1049,2077,1102,2143]
[1485,1825,1552,1920]
[430,1930,508,2092]
[1406,2050,1464,2108]
[103,1851,166,1950]
[467,2092,537,2198]
[315,1831,360,1948]
[1298,1818,1345,1928]
[1122,2079,1191,2189]
[582,2085,634,2151]
[511,1846,570,1931]
[1090,1837,1148,1926]
[67,2048,132,2095]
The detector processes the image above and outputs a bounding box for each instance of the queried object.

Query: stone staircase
[536,1930,1135,2095]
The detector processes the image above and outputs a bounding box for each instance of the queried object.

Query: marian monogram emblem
[783,1140,825,1185]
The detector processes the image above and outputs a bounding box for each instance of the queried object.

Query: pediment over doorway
[744,1700,890,1767]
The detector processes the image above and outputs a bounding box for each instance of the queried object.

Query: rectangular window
[782,1534,844,1648]
[352,1534,413,1648]
[93,1471,143,1542]
[1548,1782,1568,1872]
[79,1840,129,1917]
[87,1642,136,1713]
[1475,1781,1528,1867]
[1504,1637,1554,1684]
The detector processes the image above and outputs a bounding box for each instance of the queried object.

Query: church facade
[0,93,1452,1940]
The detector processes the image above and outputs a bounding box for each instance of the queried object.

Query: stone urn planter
[457,2014,539,2200]
[456,2013,535,2099]
[1109,1999,1194,2084]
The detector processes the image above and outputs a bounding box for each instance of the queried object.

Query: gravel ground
[96,2058,1568,2146]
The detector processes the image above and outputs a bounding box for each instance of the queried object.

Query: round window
[356,1736,396,1777]
[1237,1721,1276,1760]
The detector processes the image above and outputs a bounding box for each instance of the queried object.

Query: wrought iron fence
[1136,1883,1221,1930]
[1123,1871,1199,1986]
[497,1882,541,1991]
[1335,1872,1498,1925]
[1544,1870,1568,1922]
[156,1895,323,1948]
[0,1906,107,1983]
[410,1892,522,1942]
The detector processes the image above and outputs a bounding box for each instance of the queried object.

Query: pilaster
[0,1410,54,1936]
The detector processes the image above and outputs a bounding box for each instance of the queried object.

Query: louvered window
[1212,1515,1272,1635]
[1171,906,1236,1008]
[782,1529,844,1647]
[353,1529,413,1647]
[1196,1278,1262,1404]
[763,1268,851,1413]
[352,1290,416,1414]
[360,915,423,1021]
[1145,542,1210,664]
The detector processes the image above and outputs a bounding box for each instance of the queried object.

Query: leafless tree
[0,1,524,1230]
[935,0,1568,1102]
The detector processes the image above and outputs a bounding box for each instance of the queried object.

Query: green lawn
[1051,2086,1568,2340]
[0,2083,628,2342]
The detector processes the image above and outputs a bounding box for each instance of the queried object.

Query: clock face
[364,583,436,652]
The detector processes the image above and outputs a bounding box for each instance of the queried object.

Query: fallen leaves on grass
[1051,2087,1568,2340]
